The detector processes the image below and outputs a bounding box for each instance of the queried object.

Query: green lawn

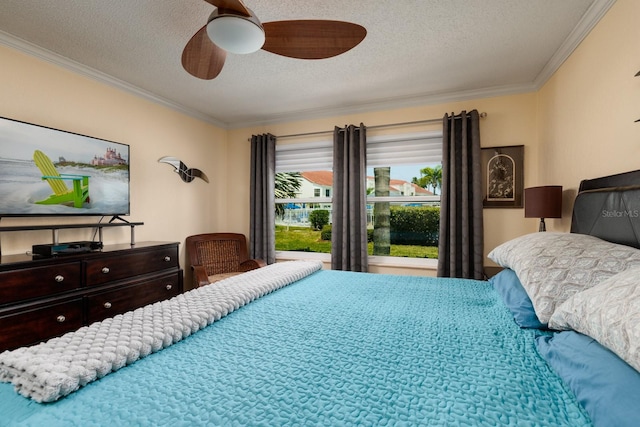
[275,226,332,253]
[276,225,438,258]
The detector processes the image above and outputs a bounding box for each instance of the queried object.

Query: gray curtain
[331,124,368,272]
[249,133,276,264]
[437,110,484,279]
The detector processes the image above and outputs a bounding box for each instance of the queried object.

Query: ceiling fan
[182,0,367,80]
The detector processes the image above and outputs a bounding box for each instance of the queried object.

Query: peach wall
[537,0,640,231]
[0,45,226,277]
[227,0,637,273]
[227,93,540,274]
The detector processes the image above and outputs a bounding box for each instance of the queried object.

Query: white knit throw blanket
[0,260,322,403]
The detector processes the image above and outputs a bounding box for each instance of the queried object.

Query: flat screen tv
[0,116,130,217]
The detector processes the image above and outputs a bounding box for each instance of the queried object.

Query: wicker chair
[185,233,266,288]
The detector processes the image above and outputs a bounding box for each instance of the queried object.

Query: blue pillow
[489,268,544,328]
[536,331,640,427]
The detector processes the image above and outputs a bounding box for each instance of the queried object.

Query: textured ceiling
[0,0,613,128]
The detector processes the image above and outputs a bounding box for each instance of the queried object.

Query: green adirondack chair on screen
[33,150,90,208]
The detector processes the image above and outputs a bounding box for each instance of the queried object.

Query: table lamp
[524,186,563,231]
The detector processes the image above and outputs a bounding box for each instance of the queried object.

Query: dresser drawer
[85,246,179,286]
[0,263,81,306]
[0,298,83,351]
[0,242,181,352]
[86,271,182,324]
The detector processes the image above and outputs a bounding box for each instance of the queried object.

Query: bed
[1,171,639,426]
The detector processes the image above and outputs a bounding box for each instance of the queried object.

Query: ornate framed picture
[481,145,524,208]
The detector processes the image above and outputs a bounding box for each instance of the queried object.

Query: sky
[0,117,129,163]
[367,163,440,184]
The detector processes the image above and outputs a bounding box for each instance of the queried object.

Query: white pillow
[488,232,640,324]
[549,266,640,373]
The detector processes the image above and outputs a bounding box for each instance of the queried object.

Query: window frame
[274,130,443,270]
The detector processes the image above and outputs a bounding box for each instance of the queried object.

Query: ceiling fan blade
[182,25,227,80]
[204,0,250,17]
[262,20,366,60]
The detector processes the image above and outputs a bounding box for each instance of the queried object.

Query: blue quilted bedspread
[0,270,591,426]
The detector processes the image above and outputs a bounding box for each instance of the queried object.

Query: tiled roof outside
[301,171,434,195]
[301,171,333,187]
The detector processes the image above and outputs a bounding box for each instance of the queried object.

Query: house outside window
[275,131,442,265]
[365,132,442,263]
[275,141,332,253]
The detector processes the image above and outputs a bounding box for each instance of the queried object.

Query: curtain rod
[265,111,487,141]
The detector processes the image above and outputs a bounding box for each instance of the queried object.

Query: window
[275,140,333,253]
[275,131,442,264]
[366,132,442,261]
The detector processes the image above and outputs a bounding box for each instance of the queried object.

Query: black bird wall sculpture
[158,156,209,183]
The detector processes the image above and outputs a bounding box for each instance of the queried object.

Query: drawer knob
[101,267,110,274]
[54,275,64,283]
[165,284,173,291]
[103,302,112,309]
[164,256,171,262]
[56,315,66,323]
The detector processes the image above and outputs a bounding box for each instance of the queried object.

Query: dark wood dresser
[0,241,183,352]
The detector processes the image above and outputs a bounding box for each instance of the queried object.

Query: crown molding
[1,28,533,130]
[237,0,617,129]
[0,30,227,128]
[227,82,537,129]
[533,0,617,89]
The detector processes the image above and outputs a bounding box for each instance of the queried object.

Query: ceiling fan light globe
[206,15,265,55]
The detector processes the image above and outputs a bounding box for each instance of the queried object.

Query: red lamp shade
[524,186,563,231]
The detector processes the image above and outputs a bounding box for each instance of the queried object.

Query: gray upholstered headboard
[571,169,640,249]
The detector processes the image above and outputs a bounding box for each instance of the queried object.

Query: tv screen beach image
[0,117,130,217]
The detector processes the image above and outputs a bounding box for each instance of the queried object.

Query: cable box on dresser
[32,240,104,257]
[0,241,183,352]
